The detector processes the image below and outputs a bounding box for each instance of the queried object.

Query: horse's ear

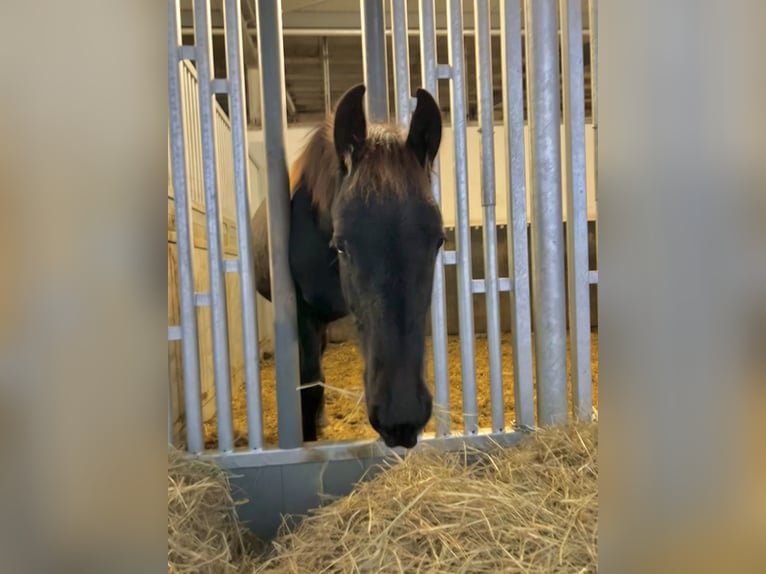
[333,84,367,172]
[406,88,442,168]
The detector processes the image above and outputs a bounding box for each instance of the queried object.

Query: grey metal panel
[168,0,204,454]
[525,0,569,426]
[224,0,265,449]
[560,0,593,421]
[418,0,450,437]
[255,0,303,449]
[281,462,324,517]
[473,0,504,432]
[390,0,411,128]
[193,0,235,452]
[228,465,284,541]
[360,0,388,122]
[446,0,478,435]
[499,0,535,428]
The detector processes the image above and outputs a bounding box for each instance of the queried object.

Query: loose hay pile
[169,422,598,574]
[168,448,257,573]
[257,423,598,573]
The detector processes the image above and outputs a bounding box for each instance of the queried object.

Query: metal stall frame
[560,0,593,421]
[445,0,478,435]
[417,0,451,437]
[525,0,569,426]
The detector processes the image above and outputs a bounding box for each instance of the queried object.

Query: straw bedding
[169,422,598,573]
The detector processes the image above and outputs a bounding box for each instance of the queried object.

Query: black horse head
[329,84,444,448]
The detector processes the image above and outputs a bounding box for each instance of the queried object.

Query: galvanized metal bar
[499,1,535,429]
[360,0,388,122]
[168,326,183,341]
[525,0,569,426]
[474,0,504,432]
[321,36,332,116]
[560,0,593,421]
[213,429,529,468]
[390,0,411,128]
[255,0,303,449]
[589,270,598,284]
[419,0,450,437]
[224,0,265,449]
[446,0,478,435]
[168,0,205,454]
[589,0,599,283]
[194,0,235,452]
[168,362,174,446]
[442,249,457,265]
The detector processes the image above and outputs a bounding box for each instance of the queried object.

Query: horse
[251,84,444,449]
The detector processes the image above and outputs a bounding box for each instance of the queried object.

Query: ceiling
[177,1,593,125]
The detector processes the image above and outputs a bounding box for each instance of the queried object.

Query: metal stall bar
[360,0,389,122]
[255,0,303,449]
[223,0,264,449]
[322,37,332,116]
[193,0,235,452]
[418,0,450,437]
[525,0,568,425]
[168,0,205,454]
[499,0,535,429]
[589,0,599,280]
[560,0,593,421]
[390,0,411,127]
[473,0,504,432]
[446,0,478,434]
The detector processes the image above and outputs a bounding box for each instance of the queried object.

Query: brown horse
[252,84,444,448]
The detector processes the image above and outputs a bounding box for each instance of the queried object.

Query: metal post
[390,0,411,128]
[255,0,303,449]
[194,0,236,452]
[473,0,504,432]
[418,0,450,437]
[499,0,535,428]
[525,0,569,426]
[446,0,478,434]
[360,0,389,122]
[560,0,593,421]
[168,0,204,454]
[321,37,332,116]
[224,0,265,449]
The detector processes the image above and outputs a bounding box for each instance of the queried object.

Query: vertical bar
[589,0,599,273]
[168,361,174,446]
[418,0,450,437]
[560,0,593,421]
[168,0,204,454]
[255,0,303,449]
[193,0,235,452]
[224,0,264,449]
[446,0,478,434]
[474,0,504,432]
[321,37,332,116]
[390,0,411,128]
[500,0,535,428]
[360,0,388,122]
[525,0,569,425]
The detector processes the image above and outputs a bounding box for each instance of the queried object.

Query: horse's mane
[288,118,339,213]
[289,118,429,213]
